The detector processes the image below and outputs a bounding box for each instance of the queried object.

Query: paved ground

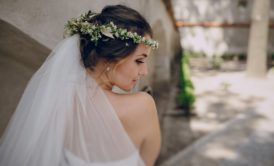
[162,96,274,166]
[157,57,274,166]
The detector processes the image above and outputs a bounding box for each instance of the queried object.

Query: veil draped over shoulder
[0,35,145,166]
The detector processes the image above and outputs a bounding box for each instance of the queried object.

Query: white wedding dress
[0,35,145,166]
[61,150,141,166]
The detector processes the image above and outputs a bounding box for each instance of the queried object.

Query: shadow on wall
[151,20,169,94]
[148,19,170,120]
[0,20,49,136]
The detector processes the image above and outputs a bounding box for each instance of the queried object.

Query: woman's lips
[132,79,138,84]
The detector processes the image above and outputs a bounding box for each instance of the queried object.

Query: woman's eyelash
[136,60,144,64]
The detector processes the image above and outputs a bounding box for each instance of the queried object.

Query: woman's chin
[115,85,132,92]
[123,86,133,92]
[119,84,135,92]
[115,81,137,92]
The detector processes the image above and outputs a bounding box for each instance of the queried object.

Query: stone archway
[0,20,49,136]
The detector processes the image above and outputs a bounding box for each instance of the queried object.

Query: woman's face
[110,43,151,91]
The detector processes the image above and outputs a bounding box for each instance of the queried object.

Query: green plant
[176,52,196,113]
[210,55,223,69]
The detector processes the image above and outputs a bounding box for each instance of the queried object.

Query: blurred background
[0,0,274,166]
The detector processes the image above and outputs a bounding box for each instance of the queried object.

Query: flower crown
[64,11,159,49]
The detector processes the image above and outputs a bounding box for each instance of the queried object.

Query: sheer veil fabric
[0,35,145,166]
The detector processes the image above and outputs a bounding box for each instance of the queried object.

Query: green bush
[176,52,196,112]
[210,55,223,69]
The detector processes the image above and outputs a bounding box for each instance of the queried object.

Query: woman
[0,4,161,166]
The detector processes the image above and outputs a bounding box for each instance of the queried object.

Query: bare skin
[89,42,161,166]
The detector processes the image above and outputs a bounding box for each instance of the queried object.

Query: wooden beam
[176,21,274,28]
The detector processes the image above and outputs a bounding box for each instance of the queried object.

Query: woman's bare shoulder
[111,91,158,132]
[120,91,157,115]
[131,91,155,104]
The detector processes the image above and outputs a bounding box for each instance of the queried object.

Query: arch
[0,20,49,136]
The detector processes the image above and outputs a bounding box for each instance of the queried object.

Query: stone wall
[0,20,50,136]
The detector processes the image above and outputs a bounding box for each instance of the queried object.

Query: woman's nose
[139,64,148,76]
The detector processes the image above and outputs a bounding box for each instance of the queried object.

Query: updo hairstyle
[80,5,153,70]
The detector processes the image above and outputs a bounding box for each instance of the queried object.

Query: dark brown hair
[80,5,153,70]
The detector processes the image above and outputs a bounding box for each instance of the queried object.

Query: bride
[0,4,161,166]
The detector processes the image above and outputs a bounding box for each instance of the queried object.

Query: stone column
[246,0,270,78]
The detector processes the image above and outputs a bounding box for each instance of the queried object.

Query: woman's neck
[87,66,113,91]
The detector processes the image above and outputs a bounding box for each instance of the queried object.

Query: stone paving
[162,96,274,166]
[157,57,274,166]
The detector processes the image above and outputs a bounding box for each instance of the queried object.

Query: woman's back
[104,91,161,165]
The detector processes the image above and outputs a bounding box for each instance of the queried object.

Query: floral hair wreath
[64,11,159,49]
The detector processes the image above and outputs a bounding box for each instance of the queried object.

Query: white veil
[0,35,145,166]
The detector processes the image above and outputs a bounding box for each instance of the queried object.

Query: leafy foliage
[176,52,196,112]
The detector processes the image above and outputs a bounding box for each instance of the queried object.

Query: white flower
[110,22,117,29]
[127,32,134,38]
[121,29,127,35]
[101,27,114,38]
[115,32,119,37]
[141,37,146,42]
